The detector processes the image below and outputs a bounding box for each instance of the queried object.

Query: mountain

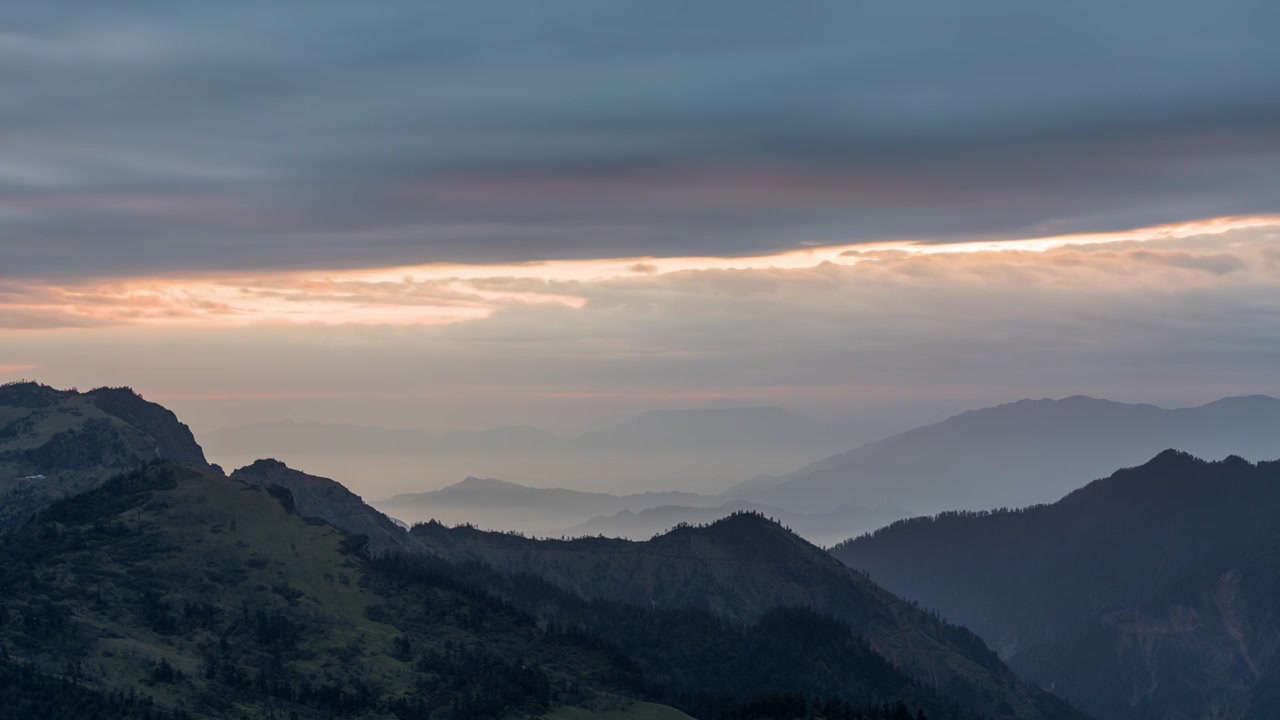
[410,512,1085,720]
[0,391,1068,719]
[375,477,716,535]
[203,407,898,500]
[206,406,887,458]
[1014,525,1280,720]
[230,458,418,555]
[746,394,1280,512]
[0,381,208,531]
[832,450,1280,720]
[559,500,909,546]
[0,460,984,720]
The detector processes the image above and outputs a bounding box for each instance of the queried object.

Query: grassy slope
[0,463,671,719]
[0,383,206,531]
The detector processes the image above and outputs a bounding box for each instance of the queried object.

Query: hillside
[0,460,968,720]
[0,382,208,531]
[746,395,1280,512]
[230,458,419,556]
[559,501,908,546]
[1014,525,1280,720]
[411,512,1085,720]
[832,450,1280,720]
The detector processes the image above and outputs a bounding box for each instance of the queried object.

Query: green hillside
[0,461,958,719]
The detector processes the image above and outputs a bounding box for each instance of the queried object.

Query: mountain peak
[242,457,292,472]
[452,475,519,489]
[1146,447,1201,465]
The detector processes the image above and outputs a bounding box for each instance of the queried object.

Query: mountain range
[205,407,894,457]
[558,501,908,546]
[7,380,1280,720]
[0,382,1083,720]
[375,476,907,545]
[202,407,900,499]
[741,394,1280,512]
[832,450,1280,720]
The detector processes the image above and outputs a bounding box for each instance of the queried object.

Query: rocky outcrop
[230,459,417,555]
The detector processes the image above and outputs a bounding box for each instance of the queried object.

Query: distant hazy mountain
[384,475,708,510]
[744,395,1280,512]
[832,450,1280,720]
[206,406,892,458]
[560,500,909,546]
[203,406,900,498]
[374,476,718,534]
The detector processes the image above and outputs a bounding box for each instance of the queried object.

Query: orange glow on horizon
[4,214,1278,330]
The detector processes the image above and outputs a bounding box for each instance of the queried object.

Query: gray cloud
[2,0,1280,277]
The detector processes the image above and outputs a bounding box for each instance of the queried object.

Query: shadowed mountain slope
[411,512,1085,720]
[833,450,1280,720]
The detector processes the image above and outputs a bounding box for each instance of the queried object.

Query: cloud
[1,1,1279,277]
[3,216,1269,330]
[8,223,1280,410]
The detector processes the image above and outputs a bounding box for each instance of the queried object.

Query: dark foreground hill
[213,457,1081,719]
[0,460,993,720]
[410,514,1083,720]
[0,382,208,531]
[832,450,1280,720]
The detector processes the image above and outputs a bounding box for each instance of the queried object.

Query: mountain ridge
[831,448,1280,720]
[744,394,1280,512]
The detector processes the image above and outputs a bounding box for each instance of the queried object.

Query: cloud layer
[3,1,1280,277]
[6,220,1280,434]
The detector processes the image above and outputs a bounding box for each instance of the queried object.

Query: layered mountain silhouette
[406,514,1082,720]
[376,476,717,534]
[744,395,1280,512]
[207,406,890,457]
[204,407,898,500]
[0,384,1084,720]
[833,450,1280,720]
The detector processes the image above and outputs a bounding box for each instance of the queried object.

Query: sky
[3,1,1280,444]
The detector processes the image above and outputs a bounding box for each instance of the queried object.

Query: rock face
[230,458,418,555]
[833,450,1280,720]
[87,386,207,465]
[0,382,208,530]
